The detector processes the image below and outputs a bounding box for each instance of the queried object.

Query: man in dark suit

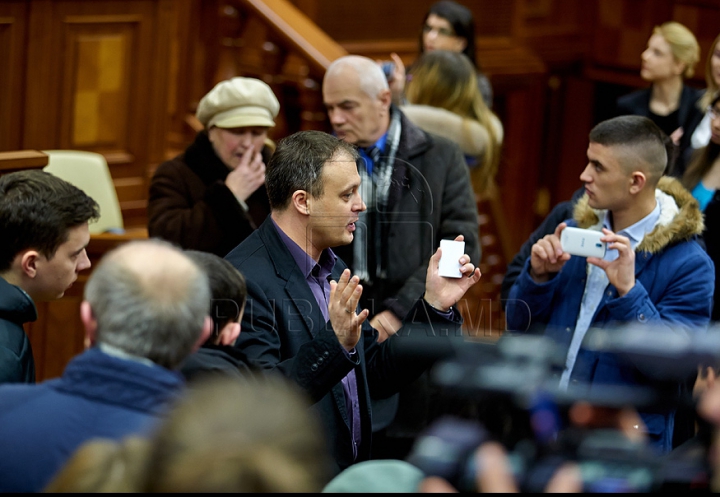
[225,130,481,473]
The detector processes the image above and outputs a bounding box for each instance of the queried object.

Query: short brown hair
[0,170,98,271]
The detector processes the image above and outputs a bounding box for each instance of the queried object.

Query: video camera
[406,327,719,492]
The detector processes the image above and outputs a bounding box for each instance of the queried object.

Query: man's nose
[579,164,592,182]
[328,109,344,125]
[78,250,91,272]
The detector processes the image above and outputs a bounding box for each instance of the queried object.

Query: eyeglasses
[709,105,720,120]
[422,24,455,38]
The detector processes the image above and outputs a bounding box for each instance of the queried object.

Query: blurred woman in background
[387,1,492,109]
[401,50,502,198]
[685,33,720,168]
[682,93,720,321]
[616,21,703,175]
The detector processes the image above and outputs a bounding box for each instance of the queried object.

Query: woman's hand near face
[225,148,265,204]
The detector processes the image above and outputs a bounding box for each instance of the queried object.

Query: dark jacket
[0,277,36,384]
[226,218,460,473]
[334,108,480,321]
[700,187,720,321]
[507,177,714,452]
[0,347,185,492]
[148,131,271,257]
[180,344,256,383]
[616,85,705,177]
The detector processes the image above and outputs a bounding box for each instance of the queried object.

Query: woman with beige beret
[148,77,280,257]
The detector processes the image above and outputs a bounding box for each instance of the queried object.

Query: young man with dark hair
[507,115,714,452]
[0,170,99,384]
[180,250,255,382]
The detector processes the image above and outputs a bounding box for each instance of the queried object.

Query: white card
[438,239,465,278]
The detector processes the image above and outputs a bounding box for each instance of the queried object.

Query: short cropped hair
[265,131,359,211]
[325,56,389,100]
[653,21,700,79]
[84,240,210,369]
[0,170,99,272]
[589,115,668,184]
[185,250,247,340]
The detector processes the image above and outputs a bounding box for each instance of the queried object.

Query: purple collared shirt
[273,220,362,460]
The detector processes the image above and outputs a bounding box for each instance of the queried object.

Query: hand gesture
[423,235,482,312]
[369,310,402,343]
[225,148,265,203]
[587,228,635,296]
[329,269,369,351]
[529,222,571,282]
[669,126,684,146]
[388,52,406,105]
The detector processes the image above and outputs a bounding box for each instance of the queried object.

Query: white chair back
[43,150,124,234]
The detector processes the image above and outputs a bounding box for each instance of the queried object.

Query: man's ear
[378,89,392,113]
[191,316,213,352]
[629,171,647,194]
[218,321,241,346]
[80,301,97,349]
[19,250,40,279]
[292,190,310,216]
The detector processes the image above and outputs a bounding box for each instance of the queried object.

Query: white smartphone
[560,227,607,258]
[438,239,465,278]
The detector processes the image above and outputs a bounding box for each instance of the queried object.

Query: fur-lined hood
[572,176,704,254]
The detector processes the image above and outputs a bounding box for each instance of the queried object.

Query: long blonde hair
[700,33,720,109]
[406,50,501,196]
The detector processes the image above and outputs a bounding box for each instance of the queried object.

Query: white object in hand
[560,227,607,258]
[438,239,465,278]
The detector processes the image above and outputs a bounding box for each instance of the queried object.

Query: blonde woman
[616,21,703,174]
[401,50,503,197]
[687,33,720,161]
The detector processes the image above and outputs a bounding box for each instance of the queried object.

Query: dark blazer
[225,218,460,473]
[616,85,704,176]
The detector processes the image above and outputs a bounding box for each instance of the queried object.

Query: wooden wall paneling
[493,73,548,258]
[297,0,516,42]
[0,1,28,152]
[22,0,178,230]
[673,1,720,65]
[590,0,675,74]
[518,0,590,65]
[23,0,62,149]
[552,76,596,205]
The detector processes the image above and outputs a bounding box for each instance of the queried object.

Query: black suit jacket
[225,217,461,472]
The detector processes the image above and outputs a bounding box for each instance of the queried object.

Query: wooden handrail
[242,0,347,71]
[0,150,48,174]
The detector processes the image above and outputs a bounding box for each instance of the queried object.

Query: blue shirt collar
[602,197,661,250]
